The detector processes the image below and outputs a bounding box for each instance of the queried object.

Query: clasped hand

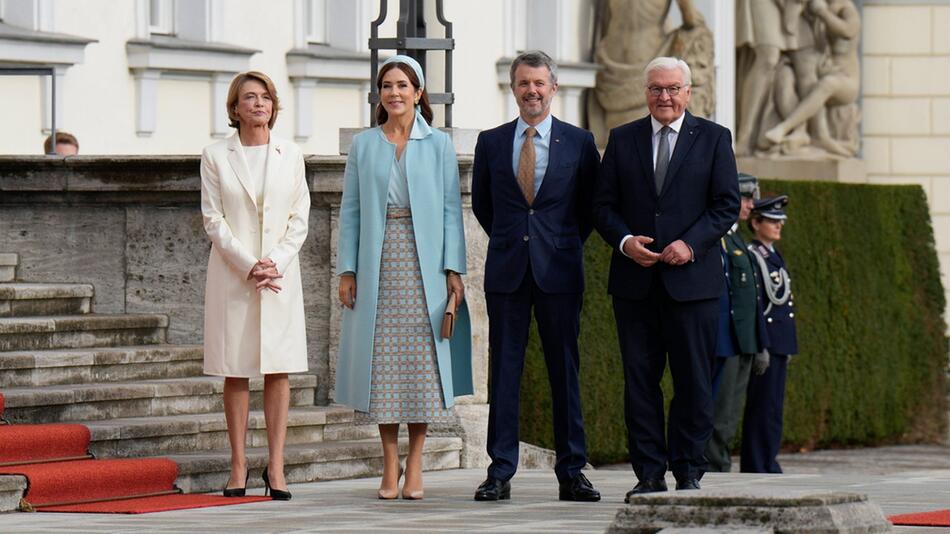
[248,258,282,293]
[622,236,691,268]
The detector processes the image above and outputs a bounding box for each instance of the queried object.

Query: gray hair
[509,50,558,87]
[643,57,692,87]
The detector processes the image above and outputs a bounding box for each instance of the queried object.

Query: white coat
[200,133,310,377]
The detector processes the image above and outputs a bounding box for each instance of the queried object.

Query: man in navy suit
[594,57,739,498]
[471,50,601,502]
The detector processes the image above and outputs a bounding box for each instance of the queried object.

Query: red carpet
[0,390,276,513]
[0,424,91,464]
[39,494,272,514]
[889,509,950,527]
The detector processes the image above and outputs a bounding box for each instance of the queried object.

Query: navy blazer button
[529,209,535,215]
[523,235,530,242]
[767,317,773,323]
[655,211,660,216]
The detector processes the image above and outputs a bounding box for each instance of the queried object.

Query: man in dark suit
[594,57,739,498]
[471,50,601,502]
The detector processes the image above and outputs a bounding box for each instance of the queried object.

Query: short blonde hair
[226,71,281,130]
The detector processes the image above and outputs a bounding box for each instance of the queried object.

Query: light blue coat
[335,112,473,412]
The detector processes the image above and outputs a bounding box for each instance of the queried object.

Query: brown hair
[375,62,433,126]
[226,71,281,130]
[43,131,78,154]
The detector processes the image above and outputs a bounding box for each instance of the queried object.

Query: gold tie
[517,127,537,205]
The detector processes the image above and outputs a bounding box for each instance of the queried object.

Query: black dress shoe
[222,469,248,498]
[675,478,701,490]
[262,466,292,501]
[558,472,601,502]
[624,479,668,502]
[474,477,511,501]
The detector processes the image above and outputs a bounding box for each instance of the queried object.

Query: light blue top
[378,128,413,208]
[512,113,553,197]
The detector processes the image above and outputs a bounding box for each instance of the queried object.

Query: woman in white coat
[200,71,310,500]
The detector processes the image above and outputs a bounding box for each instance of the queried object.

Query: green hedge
[518,180,948,465]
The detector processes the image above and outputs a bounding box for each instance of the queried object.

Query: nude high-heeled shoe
[401,466,424,500]
[377,466,403,500]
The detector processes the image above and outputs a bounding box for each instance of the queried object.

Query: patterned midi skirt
[355,207,453,424]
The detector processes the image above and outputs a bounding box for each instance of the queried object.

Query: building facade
[3,0,950,316]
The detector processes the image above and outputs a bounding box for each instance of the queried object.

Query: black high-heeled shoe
[262,466,292,501]
[223,469,248,497]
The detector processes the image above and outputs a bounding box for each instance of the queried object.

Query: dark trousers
[705,353,753,472]
[612,283,718,482]
[740,353,788,473]
[485,269,588,483]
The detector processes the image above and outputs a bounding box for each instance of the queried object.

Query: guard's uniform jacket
[748,240,797,356]
[716,227,769,358]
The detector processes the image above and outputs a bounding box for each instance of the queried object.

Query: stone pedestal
[737,157,867,183]
[609,489,891,533]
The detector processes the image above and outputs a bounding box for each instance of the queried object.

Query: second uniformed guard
[705,173,770,473]
[740,194,798,473]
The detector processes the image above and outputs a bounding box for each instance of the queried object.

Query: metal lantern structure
[368,0,455,127]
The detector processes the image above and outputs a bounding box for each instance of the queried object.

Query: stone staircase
[0,253,462,496]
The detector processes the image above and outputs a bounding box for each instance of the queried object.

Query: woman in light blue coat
[335,55,472,500]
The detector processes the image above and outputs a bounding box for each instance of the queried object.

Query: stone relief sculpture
[736,0,861,158]
[588,0,715,147]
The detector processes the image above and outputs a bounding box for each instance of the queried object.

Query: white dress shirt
[619,113,689,259]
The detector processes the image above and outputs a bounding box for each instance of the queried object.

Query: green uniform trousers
[705,353,753,472]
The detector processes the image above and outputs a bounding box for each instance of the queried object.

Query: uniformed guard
[705,173,770,473]
[740,194,798,473]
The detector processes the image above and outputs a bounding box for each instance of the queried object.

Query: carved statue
[588,0,715,147]
[736,0,861,158]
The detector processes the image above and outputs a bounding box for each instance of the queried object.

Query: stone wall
[861,2,950,321]
[0,155,489,409]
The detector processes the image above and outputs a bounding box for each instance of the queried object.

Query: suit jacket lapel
[226,133,258,208]
[534,117,562,204]
[262,138,283,207]
[633,119,655,196]
[659,111,700,198]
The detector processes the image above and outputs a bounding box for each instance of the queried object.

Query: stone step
[170,437,464,493]
[1,374,317,424]
[0,314,167,351]
[0,475,27,513]
[0,254,17,283]
[323,421,381,441]
[86,405,356,458]
[0,283,93,317]
[0,344,203,388]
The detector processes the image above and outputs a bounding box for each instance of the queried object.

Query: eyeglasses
[647,85,687,97]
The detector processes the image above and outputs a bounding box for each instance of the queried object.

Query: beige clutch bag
[441,293,458,340]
